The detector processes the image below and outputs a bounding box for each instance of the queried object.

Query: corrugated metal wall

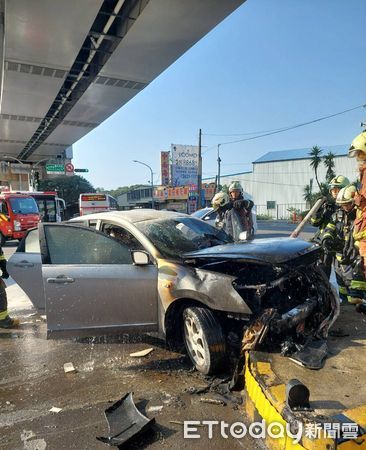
[206,155,359,217]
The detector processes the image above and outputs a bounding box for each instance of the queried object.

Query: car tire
[182,306,226,375]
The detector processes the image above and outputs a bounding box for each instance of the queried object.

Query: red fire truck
[0,192,40,245]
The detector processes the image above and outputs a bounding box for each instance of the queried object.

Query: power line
[203,126,292,137]
[202,103,365,154]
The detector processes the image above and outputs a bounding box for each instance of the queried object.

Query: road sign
[46,164,65,175]
[65,162,74,173]
[74,169,89,173]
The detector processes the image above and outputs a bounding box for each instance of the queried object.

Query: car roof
[69,209,188,224]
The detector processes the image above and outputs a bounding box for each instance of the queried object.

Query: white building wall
[251,156,358,206]
[206,155,359,218]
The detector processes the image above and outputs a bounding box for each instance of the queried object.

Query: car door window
[0,201,8,216]
[101,223,144,251]
[44,225,133,265]
[16,228,41,253]
[88,220,98,229]
[25,229,41,253]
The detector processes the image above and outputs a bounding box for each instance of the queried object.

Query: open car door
[7,228,45,313]
[39,224,158,338]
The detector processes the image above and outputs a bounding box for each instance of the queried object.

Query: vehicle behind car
[192,205,258,233]
[0,192,40,245]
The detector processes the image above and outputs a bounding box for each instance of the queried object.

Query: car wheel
[182,306,226,374]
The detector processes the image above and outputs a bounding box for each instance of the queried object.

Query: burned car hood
[184,237,318,265]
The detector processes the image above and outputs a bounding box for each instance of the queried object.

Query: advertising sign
[187,198,197,214]
[171,144,198,187]
[160,151,170,185]
[80,194,107,202]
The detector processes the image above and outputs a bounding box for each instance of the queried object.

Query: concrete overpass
[0,0,245,167]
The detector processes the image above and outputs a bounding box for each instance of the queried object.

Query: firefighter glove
[233,199,246,209]
[322,237,334,250]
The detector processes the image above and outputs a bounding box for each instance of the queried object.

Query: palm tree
[323,151,336,183]
[309,146,323,189]
[303,184,312,207]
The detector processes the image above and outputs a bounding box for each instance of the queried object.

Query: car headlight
[14,220,21,231]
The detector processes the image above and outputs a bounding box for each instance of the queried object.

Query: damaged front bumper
[239,263,339,369]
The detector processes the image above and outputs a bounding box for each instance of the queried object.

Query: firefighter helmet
[228,181,243,193]
[349,131,366,158]
[336,185,356,204]
[211,191,230,210]
[329,175,350,190]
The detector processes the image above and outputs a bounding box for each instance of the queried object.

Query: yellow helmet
[349,131,366,158]
[329,175,350,190]
[336,185,356,205]
[211,192,230,210]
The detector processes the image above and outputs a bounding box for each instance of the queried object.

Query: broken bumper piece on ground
[96,393,155,447]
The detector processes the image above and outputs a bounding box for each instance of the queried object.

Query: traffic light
[34,171,40,189]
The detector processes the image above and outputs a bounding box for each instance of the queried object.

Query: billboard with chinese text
[160,151,170,185]
[171,144,198,187]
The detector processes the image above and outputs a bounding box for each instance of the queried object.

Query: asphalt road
[0,221,317,450]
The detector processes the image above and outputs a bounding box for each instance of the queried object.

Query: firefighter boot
[0,315,20,328]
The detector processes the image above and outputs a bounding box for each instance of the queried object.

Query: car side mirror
[131,250,150,265]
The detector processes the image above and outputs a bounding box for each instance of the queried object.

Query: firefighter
[311,175,350,278]
[211,191,231,229]
[347,131,366,312]
[321,185,357,303]
[228,181,254,238]
[311,175,350,236]
[0,249,19,328]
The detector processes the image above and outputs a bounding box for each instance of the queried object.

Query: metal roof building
[205,145,359,218]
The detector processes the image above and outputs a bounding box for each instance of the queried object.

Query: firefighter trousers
[0,278,8,320]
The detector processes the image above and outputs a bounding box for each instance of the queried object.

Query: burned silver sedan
[8,210,338,374]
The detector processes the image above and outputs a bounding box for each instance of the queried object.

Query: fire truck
[0,192,40,245]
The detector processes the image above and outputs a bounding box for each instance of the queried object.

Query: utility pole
[217,144,221,193]
[133,160,154,209]
[197,128,202,209]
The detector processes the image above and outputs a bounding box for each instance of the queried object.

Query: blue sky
[73,0,366,189]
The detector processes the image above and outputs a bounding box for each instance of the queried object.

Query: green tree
[303,184,312,206]
[309,146,323,189]
[39,175,95,208]
[96,185,147,199]
[323,151,336,183]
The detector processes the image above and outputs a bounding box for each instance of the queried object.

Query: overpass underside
[0,0,245,164]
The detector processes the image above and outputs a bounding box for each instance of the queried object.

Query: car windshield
[9,197,39,214]
[135,217,232,258]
